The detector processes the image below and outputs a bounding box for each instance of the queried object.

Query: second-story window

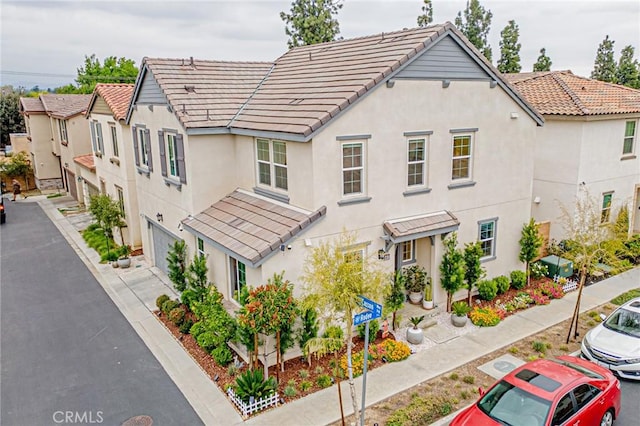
[110,124,119,157]
[59,119,68,144]
[623,121,636,155]
[407,138,426,187]
[115,185,125,218]
[95,122,104,155]
[342,142,364,196]
[197,237,205,257]
[158,129,186,184]
[452,134,472,180]
[256,139,287,191]
[167,133,178,178]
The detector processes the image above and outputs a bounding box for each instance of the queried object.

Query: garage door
[65,169,77,200]
[150,221,178,274]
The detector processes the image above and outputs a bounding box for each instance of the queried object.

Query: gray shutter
[90,121,97,153]
[132,126,140,166]
[395,245,402,271]
[176,134,186,184]
[144,129,153,171]
[158,130,167,177]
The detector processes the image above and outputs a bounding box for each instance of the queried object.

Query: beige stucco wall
[24,113,61,183]
[58,115,91,202]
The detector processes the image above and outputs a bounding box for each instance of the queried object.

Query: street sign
[358,295,382,318]
[353,310,376,326]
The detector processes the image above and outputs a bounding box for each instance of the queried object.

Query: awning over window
[383,210,460,245]
[182,189,326,267]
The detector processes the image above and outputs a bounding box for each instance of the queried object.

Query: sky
[1,0,639,90]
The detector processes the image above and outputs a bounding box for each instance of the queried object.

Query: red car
[451,355,621,426]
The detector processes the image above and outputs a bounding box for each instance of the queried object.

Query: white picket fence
[227,387,279,417]
[554,275,578,293]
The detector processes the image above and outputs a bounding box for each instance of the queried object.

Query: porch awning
[383,210,460,244]
[182,189,326,268]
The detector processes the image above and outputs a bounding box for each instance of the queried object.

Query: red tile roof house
[20,94,92,199]
[505,71,640,241]
[85,84,140,248]
[125,22,542,322]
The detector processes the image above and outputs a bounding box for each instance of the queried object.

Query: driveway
[0,201,203,425]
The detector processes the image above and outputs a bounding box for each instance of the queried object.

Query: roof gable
[87,84,134,121]
[39,94,92,119]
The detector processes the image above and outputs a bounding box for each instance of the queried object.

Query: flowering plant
[469,307,503,327]
[538,282,564,299]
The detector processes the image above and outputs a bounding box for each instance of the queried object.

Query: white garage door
[149,221,178,274]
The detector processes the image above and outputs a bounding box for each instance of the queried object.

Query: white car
[581,297,640,380]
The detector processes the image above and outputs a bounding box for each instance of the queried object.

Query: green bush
[300,380,312,391]
[196,331,217,352]
[101,251,119,262]
[189,321,206,339]
[322,325,344,340]
[169,307,186,326]
[179,318,193,334]
[316,374,332,388]
[156,294,170,311]
[494,275,510,294]
[234,369,277,404]
[510,270,527,289]
[161,299,180,315]
[180,289,198,311]
[283,384,297,397]
[211,345,233,366]
[530,262,549,279]
[477,279,498,301]
[357,319,379,342]
[532,341,547,354]
[386,394,458,426]
[611,288,640,305]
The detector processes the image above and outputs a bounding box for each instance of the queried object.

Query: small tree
[167,240,188,292]
[497,20,521,73]
[186,254,211,302]
[455,0,493,62]
[519,218,544,286]
[532,48,552,72]
[0,152,33,189]
[88,194,125,259]
[463,241,484,305]
[0,86,26,147]
[385,270,406,330]
[591,35,616,83]
[416,0,433,27]
[440,232,465,312]
[280,0,343,49]
[616,45,640,89]
[298,307,319,354]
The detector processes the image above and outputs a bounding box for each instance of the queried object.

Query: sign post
[354,296,382,426]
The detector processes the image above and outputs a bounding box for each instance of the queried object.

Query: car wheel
[600,409,614,426]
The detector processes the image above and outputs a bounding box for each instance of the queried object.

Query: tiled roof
[20,97,45,113]
[503,71,640,116]
[142,58,273,128]
[384,211,459,243]
[73,154,95,171]
[39,94,92,119]
[182,189,326,267]
[92,84,134,120]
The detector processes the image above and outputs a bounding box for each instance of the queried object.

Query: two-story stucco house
[19,94,92,200]
[126,22,543,307]
[505,71,640,241]
[85,84,141,248]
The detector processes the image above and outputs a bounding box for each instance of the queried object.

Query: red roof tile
[73,154,95,171]
[92,84,134,120]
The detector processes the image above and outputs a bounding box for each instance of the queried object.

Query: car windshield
[603,308,640,338]
[478,380,551,426]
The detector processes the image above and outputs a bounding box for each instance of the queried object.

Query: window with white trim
[623,121,636,155]
[94,121,104,154]
[479,219,497,259]
[59,119,68,143]
[342,142,364,195]
[115,185,125,218]
[407,138,426,187]
[230,257,246,302]
[138,127,149,166]
[601,192,613,223]
[400,240,415,263]
[256,138,288,190]
[166,133,179,178]
[452,134,472,180]
[110,124,119,157]
[197,237,205,257]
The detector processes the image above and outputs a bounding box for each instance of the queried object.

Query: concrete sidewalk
[34,194,640,426]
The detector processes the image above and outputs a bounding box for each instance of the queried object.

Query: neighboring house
[74,153,99,206]
[126,22,543,307]
[86,84,140,248]
[20,94,92,199]
[505,71,640,240]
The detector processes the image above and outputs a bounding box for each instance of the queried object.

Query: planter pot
[111,261,119,268]
[422,299,434,310]
[117,257,131,268]
[406,326,424,344]
[451,314,468,327]
[408,291,423,304]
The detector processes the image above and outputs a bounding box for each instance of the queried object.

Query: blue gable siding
[396,35,488,80]
[137,73,167,105]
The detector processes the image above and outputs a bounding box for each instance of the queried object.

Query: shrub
[539,282,564,299]
[227,364,238,377]
[189,321,206,339]
[340,350,373,377]
[379,339,411,362]
[508,347,519,354]
[462,376,475,384]
[314,366,325,375]
[316,374,332,388]
[449,373,459,380]
[180,289,199,311]
[284,384,297,397]
[477,279,498,301]
[451,301,470,316]
[611,289,640,305]
[179,318,194,334]
[494,275,510,294]
[357,319,379,342]
[530,262,549,279]
[510,270,527,289]
[156,294,170,311]
[300,380,313,391]
[211,345,233,366]
[527,290,550,305]
[234,369,277,404]
[469,307,503,327]
[161,299,180,315]
[196,331,217,352]
[322,325,344,340]
[532,341,547,353]
[298,369,309,379]
[169,307,186,326]
[386,394,458,426]
[101,251,119,262]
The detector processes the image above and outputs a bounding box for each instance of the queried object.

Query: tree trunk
[262,335,269,381]
[335,351,346,426]
[526,261,530,287]
[346,328,360,422]
[566,266,587,344]
[253,333,259,370]
[391,311,397,331]
[467,288,472,306]
[276,330,280,382]
[446,293,453,312]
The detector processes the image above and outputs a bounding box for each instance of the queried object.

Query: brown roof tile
[39,94,92,119]
[384,211,459,242]
[73,154,95,171]
[183,189,326,266]
[20,97,45,113]
[503,71,640,116]
[92,84,134,120]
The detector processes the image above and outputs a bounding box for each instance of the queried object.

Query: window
[230,257,246,302]
[94,122,104,154]
[138,127,149,166]
[623,121,636,155]
[342,143,364,195]
[59,119,68,143]
[400,240,415,263]
[343,248,364,271]
[552,394,575,425]
[115,186,125,217]
[407,138,426,187]
[452,135,472,180]
[256,139,287,190]
[601,193,613,223]
[572,384,599,410]
[479,219,497,259]
[166,133,179,178]
[197,237,205,257]
[110,124,119,157]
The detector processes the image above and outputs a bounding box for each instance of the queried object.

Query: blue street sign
[354,310,376,326]
[358,295,382,318]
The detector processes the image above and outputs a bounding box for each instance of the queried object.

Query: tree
[519,218,544,286]
[0,151,32,180]
[417,0,433,27]
[454,0,493,62]
[280,0,343,49]
[591,35,616,83]
[0,86,26,147]
[301,232,388,423]
[497,20,521,73]
[616,45,640,89]
[533,48,552,72]
[385,270,406,330]
[56,54,138,94]
[88,194,125,259]
[463,242,484,305]
[186,254,212,302]
[166,240,188,292]
[439,232,465,312]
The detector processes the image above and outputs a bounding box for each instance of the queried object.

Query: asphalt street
[618,380,640,426]
[0,201,203,425]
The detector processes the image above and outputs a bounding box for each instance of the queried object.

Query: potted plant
[406,315,425,344]
[422,278,434,310]
[404,265,427,304]
[451,301,470,327]
[116,244,131,268]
